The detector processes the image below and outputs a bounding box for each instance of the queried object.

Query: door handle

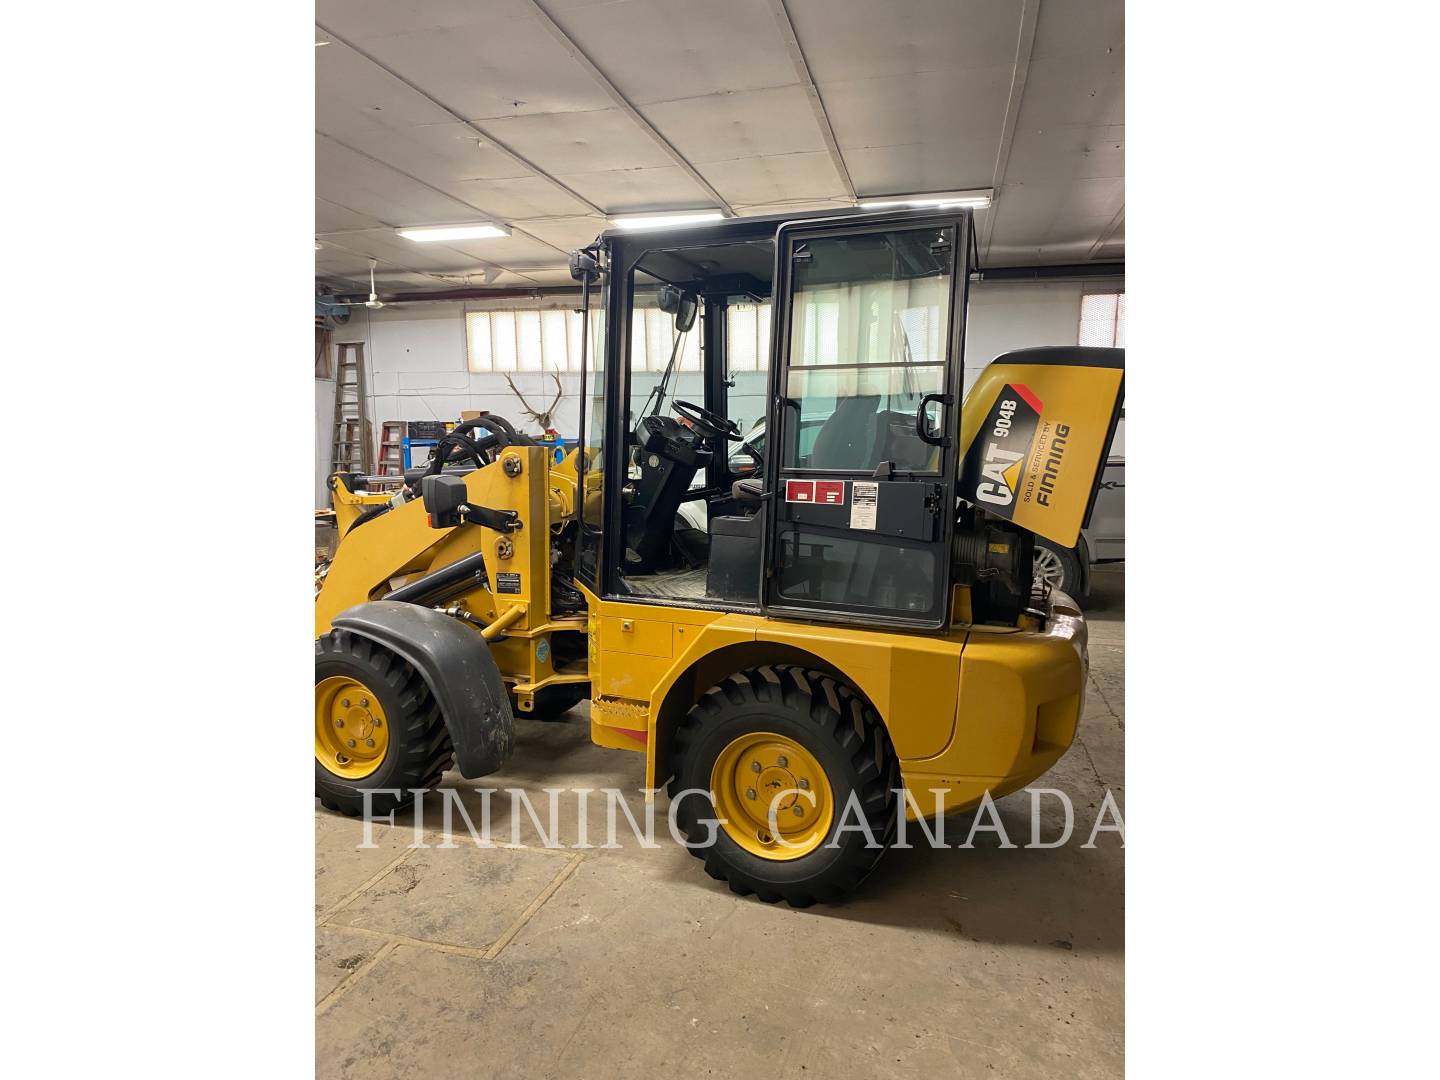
[915,392,953,447]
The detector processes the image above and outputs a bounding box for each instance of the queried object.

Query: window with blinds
[466,308,699,373]
[725,301,771,372]
[1078,292,1126,348]
[467,310,584,372]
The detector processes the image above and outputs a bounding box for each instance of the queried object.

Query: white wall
[315,280,1115,504]
[315,375,336,507]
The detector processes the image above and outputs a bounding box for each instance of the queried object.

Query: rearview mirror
[658,284,698,333]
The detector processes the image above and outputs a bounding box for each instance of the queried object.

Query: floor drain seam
[484,854,585,960]
[412,832,580,859]
[315,846,416,924]
[316,939,399,1015]
[321,923,492,960]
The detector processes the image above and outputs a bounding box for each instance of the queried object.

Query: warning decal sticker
[785,479,815,503]
[849,482,878,530]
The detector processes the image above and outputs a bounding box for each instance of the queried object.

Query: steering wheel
[672,399,742,442]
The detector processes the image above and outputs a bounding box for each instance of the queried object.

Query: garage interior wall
[315,280,1116,506]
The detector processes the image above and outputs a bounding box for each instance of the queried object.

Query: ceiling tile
[315,0,1125,284]
[334,122,534,182]
[432,233,568,267]
[317,134,484,223]
[1015,51,1124,129]
[477,108,675,174]
[315,36,455,134]
[1004,123,1124,183]
[322,14,614,120]
[315,198,386,233]
[443,175,595,221]
[507,214,608,250]
[820,67,1013,193]
[700,152,850,209]
[543,0,797,105]
[641,85,826,165]
[318,1,534,37]
[986,176,1123,260]
[785,0,1022,82]
[1030,0,1125,60]
[552,165,712,214]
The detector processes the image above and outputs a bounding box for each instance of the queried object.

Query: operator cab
[576,208,971,628]
[589,237,776,605]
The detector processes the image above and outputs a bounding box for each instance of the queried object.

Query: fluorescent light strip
[857,189,993,211]
[397,223,511,242]
[608,210,725,231]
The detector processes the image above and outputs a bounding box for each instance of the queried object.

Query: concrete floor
[316,566,1124,1079]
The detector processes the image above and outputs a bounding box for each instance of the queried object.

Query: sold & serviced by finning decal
[961,383,1071,518]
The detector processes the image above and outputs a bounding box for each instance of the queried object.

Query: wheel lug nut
[365,739,375,748]
[777,756,788,768]
[750,761,761,773]
[335,719,344,728]
[798,778,809,790]
[341,699,350,708]
[793,806,804,817]
[746,788,756,800]
[374,719,382,728]
[361,698,369,707]
[347,739,356,748]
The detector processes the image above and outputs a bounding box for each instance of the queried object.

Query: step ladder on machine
[330,342,374,479]
[375,421,406,489]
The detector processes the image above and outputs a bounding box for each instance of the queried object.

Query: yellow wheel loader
[315,208,1123,906]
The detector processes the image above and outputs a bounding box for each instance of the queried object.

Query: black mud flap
[331,600,514,778]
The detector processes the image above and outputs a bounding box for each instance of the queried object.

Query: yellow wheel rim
[709,731,834,860]
[316,675,389,780]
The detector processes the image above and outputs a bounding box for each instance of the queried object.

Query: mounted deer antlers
[503,372,565,433]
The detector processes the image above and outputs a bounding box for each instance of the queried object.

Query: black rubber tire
[668,665,898,908]
[315,629,454,818]
[513,682,589,722]
[1033,537,1084,598]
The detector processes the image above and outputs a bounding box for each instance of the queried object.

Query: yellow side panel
[598,616,672,659]
[596,651,673,700]
[903,610,1087,816]
[756,622,963,761]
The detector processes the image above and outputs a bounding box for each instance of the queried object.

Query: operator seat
[807,395,882,470]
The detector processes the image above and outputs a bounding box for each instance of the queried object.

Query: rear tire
[315,630,453,817]
[668,666,898,907]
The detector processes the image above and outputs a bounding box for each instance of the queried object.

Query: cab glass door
[763,216,968,628]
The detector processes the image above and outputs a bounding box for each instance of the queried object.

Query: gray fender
[331,600,514,778]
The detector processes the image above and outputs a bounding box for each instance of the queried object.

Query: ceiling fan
[335,258,400,309]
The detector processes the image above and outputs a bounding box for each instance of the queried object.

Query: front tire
[315,630,453,817]
[668,666,898,907]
